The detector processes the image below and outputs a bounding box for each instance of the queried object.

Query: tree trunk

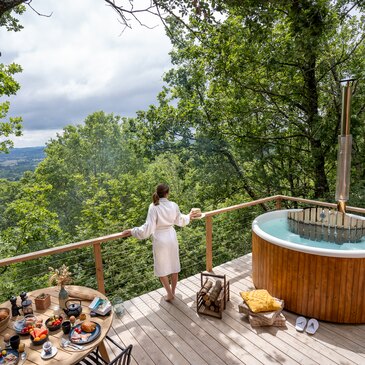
[310,138,329,198]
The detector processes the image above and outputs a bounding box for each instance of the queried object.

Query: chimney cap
[340,75,356,84]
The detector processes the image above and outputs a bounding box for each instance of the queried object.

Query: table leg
[98,339,110,363]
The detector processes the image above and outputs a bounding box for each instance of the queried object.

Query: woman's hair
[152,183,170,205]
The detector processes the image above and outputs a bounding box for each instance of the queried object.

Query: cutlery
[60,338,84,350]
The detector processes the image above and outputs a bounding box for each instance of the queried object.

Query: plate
[69,322,101,344]
[41,346,58,360]
[0,349,19,365]
[14,315,38,336]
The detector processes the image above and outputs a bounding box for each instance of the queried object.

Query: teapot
[63,300,82,318]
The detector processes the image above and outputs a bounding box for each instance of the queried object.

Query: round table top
[0,285,113,365]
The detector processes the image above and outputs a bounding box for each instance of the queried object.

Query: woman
[122,183,195,301]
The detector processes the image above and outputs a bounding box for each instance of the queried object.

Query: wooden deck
[107,254,365,365]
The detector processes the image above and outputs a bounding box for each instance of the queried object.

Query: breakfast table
[0,285,113,365]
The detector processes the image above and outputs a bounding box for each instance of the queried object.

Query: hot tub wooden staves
[252,231,365,323]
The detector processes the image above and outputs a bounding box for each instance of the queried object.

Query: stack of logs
[197,273,229,318]
[201,279,223,312]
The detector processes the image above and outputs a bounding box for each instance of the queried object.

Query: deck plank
[109,254,365,365]
[216,260,364,365]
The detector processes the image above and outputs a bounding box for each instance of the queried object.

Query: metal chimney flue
[335,76,356,213]
[286,77,365,244]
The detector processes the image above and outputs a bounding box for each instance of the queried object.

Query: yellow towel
[240,289,282,313]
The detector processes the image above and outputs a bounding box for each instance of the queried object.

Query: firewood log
[201,280,213,295]
[215,285,225,306]
[209,280,222,303]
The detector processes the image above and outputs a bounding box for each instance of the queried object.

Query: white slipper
[295,316,307,332]
[306,318,319,335]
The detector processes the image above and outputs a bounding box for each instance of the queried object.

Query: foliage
[0,1,365,303]
[0,5,25,152]
[0,4,25,31]
[126,1,365,206]
[0,63,23,152]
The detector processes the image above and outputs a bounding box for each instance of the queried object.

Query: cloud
[1,0,172,147]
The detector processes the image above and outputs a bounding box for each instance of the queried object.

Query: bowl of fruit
[30,327,49,346]
[45,315,63,331]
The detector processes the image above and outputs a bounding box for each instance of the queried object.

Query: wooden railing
[0,231,130,295]
[1,195,364,295]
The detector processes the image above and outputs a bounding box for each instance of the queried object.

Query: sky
[1,0,172,147]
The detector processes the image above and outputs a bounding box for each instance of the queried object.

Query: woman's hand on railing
[189,208,202,219]
[121,229,132,237]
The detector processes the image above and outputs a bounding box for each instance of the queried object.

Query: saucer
[41,346,58,359]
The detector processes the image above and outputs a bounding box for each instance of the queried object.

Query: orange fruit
[40,334,46,340]
[34,337,41,342]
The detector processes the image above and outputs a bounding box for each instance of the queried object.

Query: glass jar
[112,297,124,317]
[21,300,33,316]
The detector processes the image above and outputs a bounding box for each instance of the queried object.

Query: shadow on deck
[107,254,365,365]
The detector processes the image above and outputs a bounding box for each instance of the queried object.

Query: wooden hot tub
[252,210,365,323]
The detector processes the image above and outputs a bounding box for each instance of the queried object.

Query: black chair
[77,335,133,365]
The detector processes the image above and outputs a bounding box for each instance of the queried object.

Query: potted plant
[35,293,51,310]
[49,264,72,309]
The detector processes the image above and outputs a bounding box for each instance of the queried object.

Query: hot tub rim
[252,209,365,258]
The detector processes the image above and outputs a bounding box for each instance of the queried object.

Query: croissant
[81,320,96,333]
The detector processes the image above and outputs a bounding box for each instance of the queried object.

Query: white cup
[43,341,52,355]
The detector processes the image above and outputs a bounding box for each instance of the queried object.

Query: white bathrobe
[131,198,190,277]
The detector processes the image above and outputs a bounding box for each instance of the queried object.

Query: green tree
[35,111,141,236]
[0,63,23,152]
[0,175,61,257]
[129,1,365,204]
[0,5,25,152]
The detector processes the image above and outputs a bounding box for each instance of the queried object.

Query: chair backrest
[111,344,133,365]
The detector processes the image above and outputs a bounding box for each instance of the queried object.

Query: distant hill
[0,147,45,181]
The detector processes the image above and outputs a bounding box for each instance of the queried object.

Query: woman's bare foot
[164,295,175,302]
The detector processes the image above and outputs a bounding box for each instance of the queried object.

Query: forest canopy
[0,0,364,299]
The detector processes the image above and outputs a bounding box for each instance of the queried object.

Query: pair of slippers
[295,317,319,334]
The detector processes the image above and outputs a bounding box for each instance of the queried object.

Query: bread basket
[0,307,10,332]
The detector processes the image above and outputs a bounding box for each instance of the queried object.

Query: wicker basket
[0,307,10,332]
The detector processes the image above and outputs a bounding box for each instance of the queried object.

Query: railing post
[205,216,213,272]
[93,243,105,294]
[275,197,282,210]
